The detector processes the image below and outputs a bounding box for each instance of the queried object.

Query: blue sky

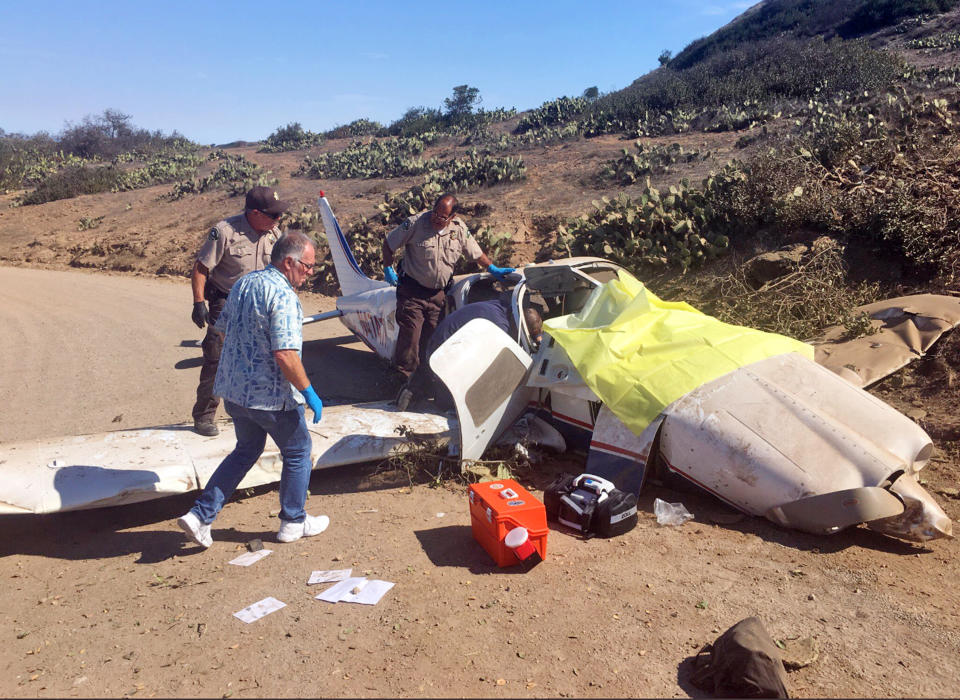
[0,0,756,145]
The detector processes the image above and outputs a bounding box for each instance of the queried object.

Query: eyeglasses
[259,210,281,221]
[431,210,454,223]
[296,259,315,272]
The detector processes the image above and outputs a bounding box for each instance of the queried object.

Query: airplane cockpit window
[464,276,514,305]
[577,265,620,284]
[523,265,600,320]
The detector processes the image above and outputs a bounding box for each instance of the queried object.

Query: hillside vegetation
[2,0,959,341]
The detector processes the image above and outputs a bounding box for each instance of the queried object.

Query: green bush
[168,152,274,199]
[77,215,105,231]
[556,182,729,271]
[694,89,960,282]
[840,0,958,37]
[295,135,438,180]
[113,150,205,191]
[906,31,960,49]
[20,165,122,205]
[384,107,446,137]
[58,110,194,161]
[704,101,782,132]
[671,0,861,69]
[461,122,581,150]
[259,123,325,153]
[515,97,588,134]
[0,143,91,192]
[342,151,523,226]
[906,65,960,88]
[324,119,383,139]
[428,150,526,192]
[601,142,707,184]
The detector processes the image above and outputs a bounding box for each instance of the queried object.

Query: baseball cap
[245,186,290,217]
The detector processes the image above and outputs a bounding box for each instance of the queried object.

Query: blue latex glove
[383,265,399,286]
[301,385,323,424]
[487,264,516,282]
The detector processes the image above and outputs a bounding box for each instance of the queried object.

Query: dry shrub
[711,239,881,340]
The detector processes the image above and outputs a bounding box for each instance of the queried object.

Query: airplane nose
[868,474,953,542]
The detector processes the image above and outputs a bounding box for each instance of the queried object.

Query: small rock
[779,637,820,670]
[807,594,816,601]
[246,539,264,552]
[743,245,809,288]
[906,408,927,421]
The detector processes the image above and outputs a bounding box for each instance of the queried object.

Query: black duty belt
[399,273,452,295]
[205,281,230,300]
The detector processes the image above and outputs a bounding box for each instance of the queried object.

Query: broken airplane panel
[812,293,960,388]
[0,402,453,515]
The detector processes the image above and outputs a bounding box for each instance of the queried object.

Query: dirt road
[1,266,959,698]
[0,266,392,443]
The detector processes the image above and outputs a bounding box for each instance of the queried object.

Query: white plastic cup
[504,527,541,569]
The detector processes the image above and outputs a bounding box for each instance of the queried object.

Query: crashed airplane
[1,192,956,544]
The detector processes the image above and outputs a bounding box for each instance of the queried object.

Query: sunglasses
[259,210,282,221]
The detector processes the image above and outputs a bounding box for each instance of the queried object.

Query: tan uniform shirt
[386,212,483,290]
[196,213,280,294]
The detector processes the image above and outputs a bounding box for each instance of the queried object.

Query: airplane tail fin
[318,192,386,297]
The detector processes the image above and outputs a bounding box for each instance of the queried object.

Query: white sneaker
[277,514,330,543]
[177,511,212,548]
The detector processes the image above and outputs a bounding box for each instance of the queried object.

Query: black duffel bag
[544,473,638,538]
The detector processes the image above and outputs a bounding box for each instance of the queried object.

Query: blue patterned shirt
[213,265,304,410]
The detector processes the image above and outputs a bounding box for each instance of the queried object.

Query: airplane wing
[0,402,454,515]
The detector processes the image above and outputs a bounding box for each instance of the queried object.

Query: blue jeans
[191,401,313,525]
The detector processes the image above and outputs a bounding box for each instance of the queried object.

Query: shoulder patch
[208,228,219,241]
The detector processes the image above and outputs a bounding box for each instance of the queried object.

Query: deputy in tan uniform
[189,186,288,436]
[382,193,515,386]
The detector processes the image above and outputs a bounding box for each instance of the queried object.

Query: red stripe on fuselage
[551,410,593,430]
[589,440,643,461]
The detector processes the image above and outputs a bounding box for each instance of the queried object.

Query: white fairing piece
[0,402,454,515]
[337,287,399,360]
[656,352,951,541]
[430,318,535,462]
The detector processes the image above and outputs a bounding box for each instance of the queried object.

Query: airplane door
[429,318,534,463]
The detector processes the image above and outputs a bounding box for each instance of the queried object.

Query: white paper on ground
[316,577,367,603]
[308,568,352,585]
[315,577,395,605]
[345,580,394,605]
[228,549,273,566]
[233,596,286,623]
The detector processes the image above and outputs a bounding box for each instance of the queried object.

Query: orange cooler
[469,479,548,567]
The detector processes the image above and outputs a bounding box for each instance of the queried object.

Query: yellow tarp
[542,270,814,435]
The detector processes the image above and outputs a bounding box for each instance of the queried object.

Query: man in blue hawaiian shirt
[177,231,328,548]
